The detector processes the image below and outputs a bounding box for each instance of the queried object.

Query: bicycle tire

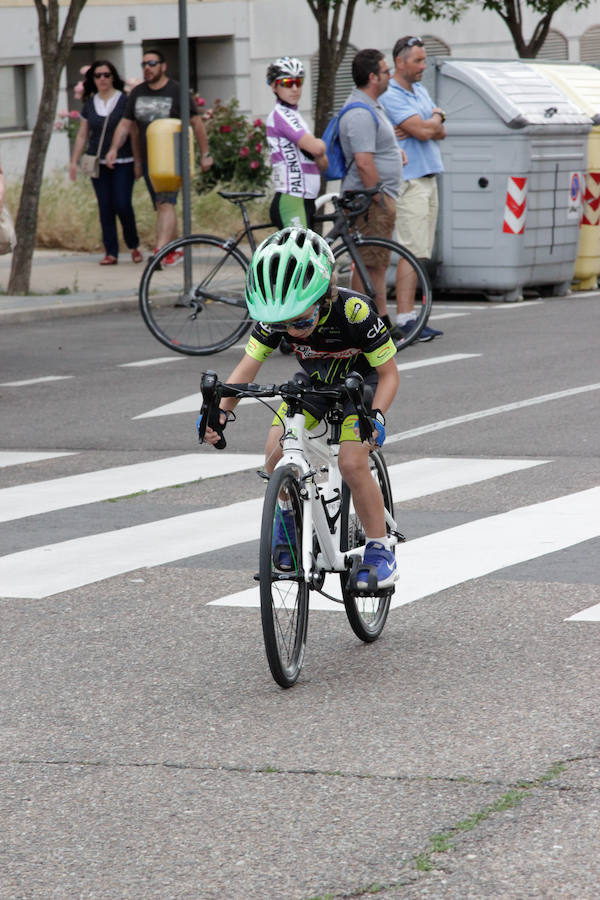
[333,237,432,349]
[340,450,394,641]
[138,234,252,356]
[259,466,310,688]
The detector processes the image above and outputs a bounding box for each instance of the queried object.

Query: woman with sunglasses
[266,57,328,231]
[69,60,142,266]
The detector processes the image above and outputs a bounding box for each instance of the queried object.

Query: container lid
[439,59,591,128]
[529,63,600,125]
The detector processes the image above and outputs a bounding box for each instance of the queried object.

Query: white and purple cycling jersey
[266,101,321,199]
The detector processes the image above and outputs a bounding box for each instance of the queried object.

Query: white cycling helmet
[266,57,305,85]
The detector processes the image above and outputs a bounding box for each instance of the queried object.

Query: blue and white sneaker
[356,541,397,590]
[272,508,297,571]
[418,324,444,342]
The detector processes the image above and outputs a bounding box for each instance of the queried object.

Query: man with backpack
[337,49,404,332]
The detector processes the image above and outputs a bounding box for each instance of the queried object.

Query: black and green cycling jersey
[245,287,396,384]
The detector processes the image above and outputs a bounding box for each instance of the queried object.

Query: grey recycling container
[428,59,592,301]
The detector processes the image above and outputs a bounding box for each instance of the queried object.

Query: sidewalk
[0,249,144,323]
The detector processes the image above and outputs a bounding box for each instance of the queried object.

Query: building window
[538,29,568,60]
[580,25,600,64]
[422,36,451,57]
[0,65,28,132]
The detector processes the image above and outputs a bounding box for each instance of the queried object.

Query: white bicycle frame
[274,408,398,587]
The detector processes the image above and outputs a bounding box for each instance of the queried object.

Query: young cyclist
[266,57,329,230]
[200,227,400,590]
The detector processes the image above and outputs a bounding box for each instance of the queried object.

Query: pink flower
[255,142,263,153]
[80,65,91,76]
[57,109,68,119]
[253,118,263,127]
[219,125,231,133]
[250,160,260,170]
[68,110,81,120]
[73,81,84,100]
[196,96,206,107]
[239,145,250,158]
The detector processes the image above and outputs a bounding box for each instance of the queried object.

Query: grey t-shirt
[339,88,403,198]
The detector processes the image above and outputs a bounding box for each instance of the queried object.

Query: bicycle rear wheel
[138,235,251,356]
[333,237,432,349]
[340,450,394,642]
[259,466,309,688]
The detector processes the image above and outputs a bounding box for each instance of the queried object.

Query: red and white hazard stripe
[581,172,600,226]
[502,176,527,234]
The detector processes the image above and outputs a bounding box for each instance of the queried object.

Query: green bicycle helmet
[245,227,334,323]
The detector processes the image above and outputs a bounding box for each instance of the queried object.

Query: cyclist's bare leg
[352,265,387,318]
[155,201,178,250]
[338,441,386,538]
[264,424,284,474]
[395,256,418,315]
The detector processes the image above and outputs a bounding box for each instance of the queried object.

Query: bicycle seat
[218,190,266,202]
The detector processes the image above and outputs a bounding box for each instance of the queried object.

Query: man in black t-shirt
[105,48,213,260]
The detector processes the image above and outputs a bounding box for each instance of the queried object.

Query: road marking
[433,304,489,311]
[397,353,480,372]
[0,375,74,387]
[492,300,544,309]
[386,383,600,445]
[0,453,264,523]
[119,357,186,367]
[0,451,76,469]
[566,603,600,622]
[0,457,547,599]
[427,312,469,321]
[212,486,600,611]
[134,355,481,419]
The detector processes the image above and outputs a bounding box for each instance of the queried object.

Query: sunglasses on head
[94,71,112,79]
[269,304,320,332]
[394,36,424,54]
[141,59,161,68]
[276,77,303,89]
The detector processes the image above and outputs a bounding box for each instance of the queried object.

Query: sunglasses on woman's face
[269,304,320,332]
[94,71,112,79]
[276,77,303,89]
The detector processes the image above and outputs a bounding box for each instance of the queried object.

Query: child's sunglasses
[276,77,304,89]
[269,304,320,332]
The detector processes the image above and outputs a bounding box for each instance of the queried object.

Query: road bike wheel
[340,450,394,642]
[333,237,432,349]
[259,466,309,688]
[138,235,252,356]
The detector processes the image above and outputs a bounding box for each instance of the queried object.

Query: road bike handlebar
[198,369,377,450]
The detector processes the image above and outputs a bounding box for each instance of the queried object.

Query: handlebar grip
[199,370,227,450]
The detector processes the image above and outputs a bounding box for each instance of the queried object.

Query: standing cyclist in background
[266,57,329,230]
[199,227,400,590]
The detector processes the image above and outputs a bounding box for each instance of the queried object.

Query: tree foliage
[8,0,88,294]
[370,0,592,58]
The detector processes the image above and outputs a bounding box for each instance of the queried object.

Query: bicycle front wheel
[139,235,251,356]
[340,450,394,642]
[259,466,309,688]
[333,237,432,349]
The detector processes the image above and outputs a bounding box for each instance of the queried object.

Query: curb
[0,292,139,324]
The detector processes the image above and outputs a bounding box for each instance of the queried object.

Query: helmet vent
[282,256,297,296]
[256,259,267,299]
[303,262,315,288]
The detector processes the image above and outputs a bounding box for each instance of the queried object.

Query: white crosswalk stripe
[0,457,547,600]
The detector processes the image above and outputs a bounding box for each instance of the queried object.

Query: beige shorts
[395,176,439,259]
[355,193,396,268]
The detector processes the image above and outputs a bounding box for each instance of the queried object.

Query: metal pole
[178,0,192,240]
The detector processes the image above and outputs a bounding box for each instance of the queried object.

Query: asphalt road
[0,293,599,899]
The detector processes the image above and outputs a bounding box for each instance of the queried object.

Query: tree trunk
[309,0,360,137]
[7,0,87,295]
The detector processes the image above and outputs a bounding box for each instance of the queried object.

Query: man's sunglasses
[269,304,320,332]
[394,36,424,54]
[275,77,304,89]
[141,60,162,68]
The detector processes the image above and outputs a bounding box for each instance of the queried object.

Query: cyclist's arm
[202,352,263,446]
[371,357,400,415]
[298,133,328,172]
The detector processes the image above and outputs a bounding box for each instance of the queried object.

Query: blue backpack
[321,102,380,181]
